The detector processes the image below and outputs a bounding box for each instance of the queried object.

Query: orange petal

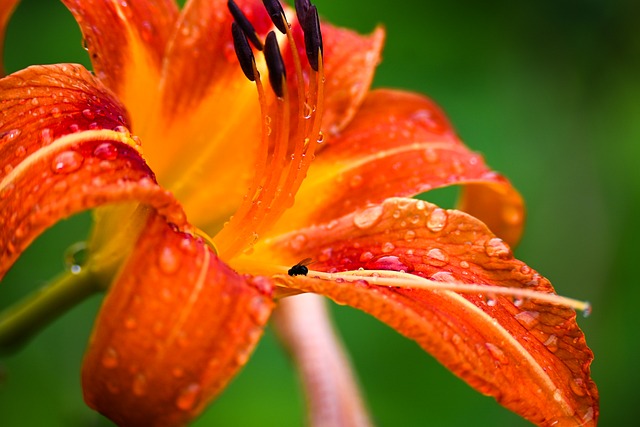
[0,64,185,278]
[248,198,598,426]
[62,0,179,129]
[82,212,274,426]
[271,89,525,246]
[0,0,19,76]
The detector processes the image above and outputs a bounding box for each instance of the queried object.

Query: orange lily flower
[0,0,598,426]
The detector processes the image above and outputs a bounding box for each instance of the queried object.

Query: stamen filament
[271,267,592,314]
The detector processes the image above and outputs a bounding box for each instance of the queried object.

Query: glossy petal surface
[251,198,597,426]
[82,213,274,427]
[0,64,184,279]
[273,89,525,246]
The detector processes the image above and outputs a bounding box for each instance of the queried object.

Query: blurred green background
[1,0,637,425]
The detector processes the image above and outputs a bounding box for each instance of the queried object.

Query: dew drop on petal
[359,251,374,262]
[460,260,470,269]
[101,347,119,368]
[381,242,395,253]
[569,377,587,397]
[353,205,383,229]
[404,230,416,242]
[14,145,26,157]
[514,310,540,329]
[289,233,307,251]
[485,342,509,365]
[424,248,449,267]
[176,383,202,411]
[553,389,563,403]
[51,150,83,174]
[82,108,95,120]
[485,237,511,258]
[544,334,559,353]
[158,245,180,274]
[426,208,447,232]
[93,142,118,160]
[132,373,147,396]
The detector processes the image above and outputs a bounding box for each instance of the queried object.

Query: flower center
[213,0,325,259]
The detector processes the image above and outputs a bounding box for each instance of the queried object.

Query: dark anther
[228,0,264,50]
[264,31,286,97]
[231,22,257,81]
[262,0,288,34]
[303,5,323,71]
[294,0,312,25]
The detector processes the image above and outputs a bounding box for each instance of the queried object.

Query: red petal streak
[272,89,525,247]
[62,0,179,128]
[252,198,598,426]
[82,213,274,427]
[0,64,185,278]
[0,0,19,76]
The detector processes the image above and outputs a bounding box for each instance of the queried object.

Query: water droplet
[82,108,95,120]
[359,251,374,262]
[30,98,39,106]
[514,310,540,329]
[316,131,325,143]
[51,150,83,174]
[365,255,412,272]
[349,174,363,188]
[485,238,511,258]
[513,297,523,307]
[102,347,119,368]
[14,145,26,157]
[403,230,416,242]
[486,296,497,307]
[50,107,62,118]
[158,245,180,274]
[426,208,447,232]
[132,373,147,396]
[553,389,563,403]
[569,377,587,397]
[289,233,307,251]
[415,200,426,210]
[460,260,470,269]
[41,128,53,144]
[303,102,313,119]
[353,205,383,229]
[124,316,137,330]
[520,265,531,274]
[543,334,559,353]
[93,142,118,160]
[485,342,509,365]
[424,248,449,267]
[64,241,88,273]
[176,383,201,411]
[381,241,395,253]
[582,302,592,318]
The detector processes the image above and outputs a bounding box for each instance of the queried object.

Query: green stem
[0,268,103,355]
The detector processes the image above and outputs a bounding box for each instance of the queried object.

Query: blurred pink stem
[274,293,373,427]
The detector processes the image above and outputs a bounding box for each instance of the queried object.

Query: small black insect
[288,258,313,276]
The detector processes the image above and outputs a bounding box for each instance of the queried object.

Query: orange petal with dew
[245,198,598,426]
[0,0,19,76]
[0,64,184,278]
[82,212,274,427]
[62,0,179,130]
[273,89,525,246]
